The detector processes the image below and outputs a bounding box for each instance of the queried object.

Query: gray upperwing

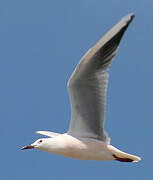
[67,13,135,143]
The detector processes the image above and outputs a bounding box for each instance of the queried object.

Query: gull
[22,13,141,162]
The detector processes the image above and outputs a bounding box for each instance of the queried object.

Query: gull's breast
[51,134,114,160]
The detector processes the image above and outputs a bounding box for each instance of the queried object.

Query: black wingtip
[129,13,135,19]
[129,13,135,21]
[119,13,135,34]
[125,13,135,25]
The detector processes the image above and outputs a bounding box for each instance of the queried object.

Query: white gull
[22,13,141,162]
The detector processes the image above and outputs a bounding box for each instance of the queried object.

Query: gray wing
[67,13,135,143]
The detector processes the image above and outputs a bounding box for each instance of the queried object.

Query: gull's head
[21,138,49,150]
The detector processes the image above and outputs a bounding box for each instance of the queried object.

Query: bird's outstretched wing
[67,13,135,143]
[36,131,61,137]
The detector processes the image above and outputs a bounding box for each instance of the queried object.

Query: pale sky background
[1,0,153,179]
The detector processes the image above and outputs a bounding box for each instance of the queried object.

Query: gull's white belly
[40,134,114,161]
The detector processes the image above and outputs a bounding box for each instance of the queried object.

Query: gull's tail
[108,145,141,162]
[112,153,141,162]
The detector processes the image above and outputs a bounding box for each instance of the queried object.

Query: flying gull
[22,13,141,162]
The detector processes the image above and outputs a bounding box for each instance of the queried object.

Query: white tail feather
[108,145,141,162]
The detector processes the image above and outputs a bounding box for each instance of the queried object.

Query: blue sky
[1,0,153,179]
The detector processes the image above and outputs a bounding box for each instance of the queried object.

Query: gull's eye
[39,140,43,143]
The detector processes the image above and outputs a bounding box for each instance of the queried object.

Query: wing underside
[67,14,135,143]
[36,131,61,137]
